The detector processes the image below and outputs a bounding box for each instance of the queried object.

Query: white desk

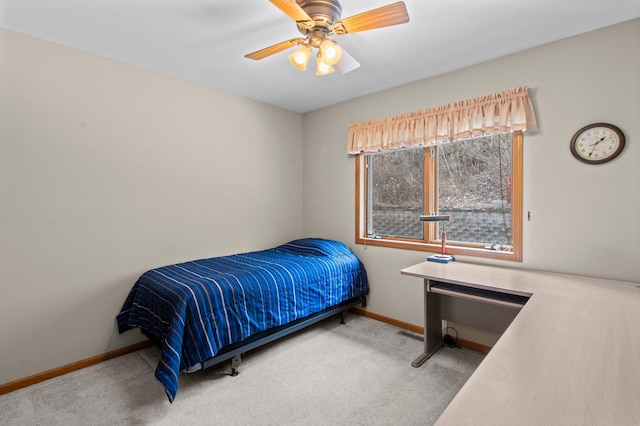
[401,261,640,425]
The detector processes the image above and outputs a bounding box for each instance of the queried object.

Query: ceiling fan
[245,0,410,76]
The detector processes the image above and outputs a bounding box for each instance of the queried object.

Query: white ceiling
[2,0,639,113]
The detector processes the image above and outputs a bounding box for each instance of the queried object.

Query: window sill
[356,236,521,262]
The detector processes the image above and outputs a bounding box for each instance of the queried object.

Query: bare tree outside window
[368,148,424,239]
[365,133,515,252]
[438,134,512,248]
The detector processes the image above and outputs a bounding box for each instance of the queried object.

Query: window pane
[368,148,424,239]
[437,134,512,249]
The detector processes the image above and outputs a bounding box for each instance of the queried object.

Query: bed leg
[340,310,346,324]
[230,355,241,376]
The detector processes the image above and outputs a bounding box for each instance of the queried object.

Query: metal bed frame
[144,296,367,377]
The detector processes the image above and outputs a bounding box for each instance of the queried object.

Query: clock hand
[589,136,607,146]
[588,136,608,156]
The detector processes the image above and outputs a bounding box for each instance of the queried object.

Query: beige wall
[303,19,640,345]
[0,29,304,385]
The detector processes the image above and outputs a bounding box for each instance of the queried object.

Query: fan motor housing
[297,0,342,32]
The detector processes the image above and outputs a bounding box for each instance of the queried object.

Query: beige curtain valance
[347,86,538,154]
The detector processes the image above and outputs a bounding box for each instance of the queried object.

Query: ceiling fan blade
[335,47,360,74]
[245,38,305,60]
[269,0,315,30]
[333,1,409,34]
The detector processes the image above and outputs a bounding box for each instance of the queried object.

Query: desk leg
[412,279,443,367]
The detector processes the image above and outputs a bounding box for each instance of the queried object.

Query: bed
[116,238,369,402]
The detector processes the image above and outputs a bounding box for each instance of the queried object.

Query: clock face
[570,123,625,164]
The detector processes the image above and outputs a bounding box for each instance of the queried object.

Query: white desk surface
[401,261,640,425]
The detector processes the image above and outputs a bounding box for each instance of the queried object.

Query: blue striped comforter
[116,238,369,402]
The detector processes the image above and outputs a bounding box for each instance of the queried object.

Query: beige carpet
[0,314,484,425]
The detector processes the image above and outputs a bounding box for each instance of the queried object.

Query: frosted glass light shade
[319,39,342,65]
[288,45,311,71]
[316,57,335,76]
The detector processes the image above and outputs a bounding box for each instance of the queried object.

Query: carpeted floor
[0,314,484,425]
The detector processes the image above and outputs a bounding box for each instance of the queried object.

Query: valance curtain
[347,86,538,154]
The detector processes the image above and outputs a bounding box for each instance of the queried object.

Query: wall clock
[570,123,625,164]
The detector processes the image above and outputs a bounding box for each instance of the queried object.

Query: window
[355,131,522,261]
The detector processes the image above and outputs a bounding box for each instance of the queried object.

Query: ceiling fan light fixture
[316,57,335,76]
[319,39,342,65]
[246,0,409,76]
[288,44,311,70]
